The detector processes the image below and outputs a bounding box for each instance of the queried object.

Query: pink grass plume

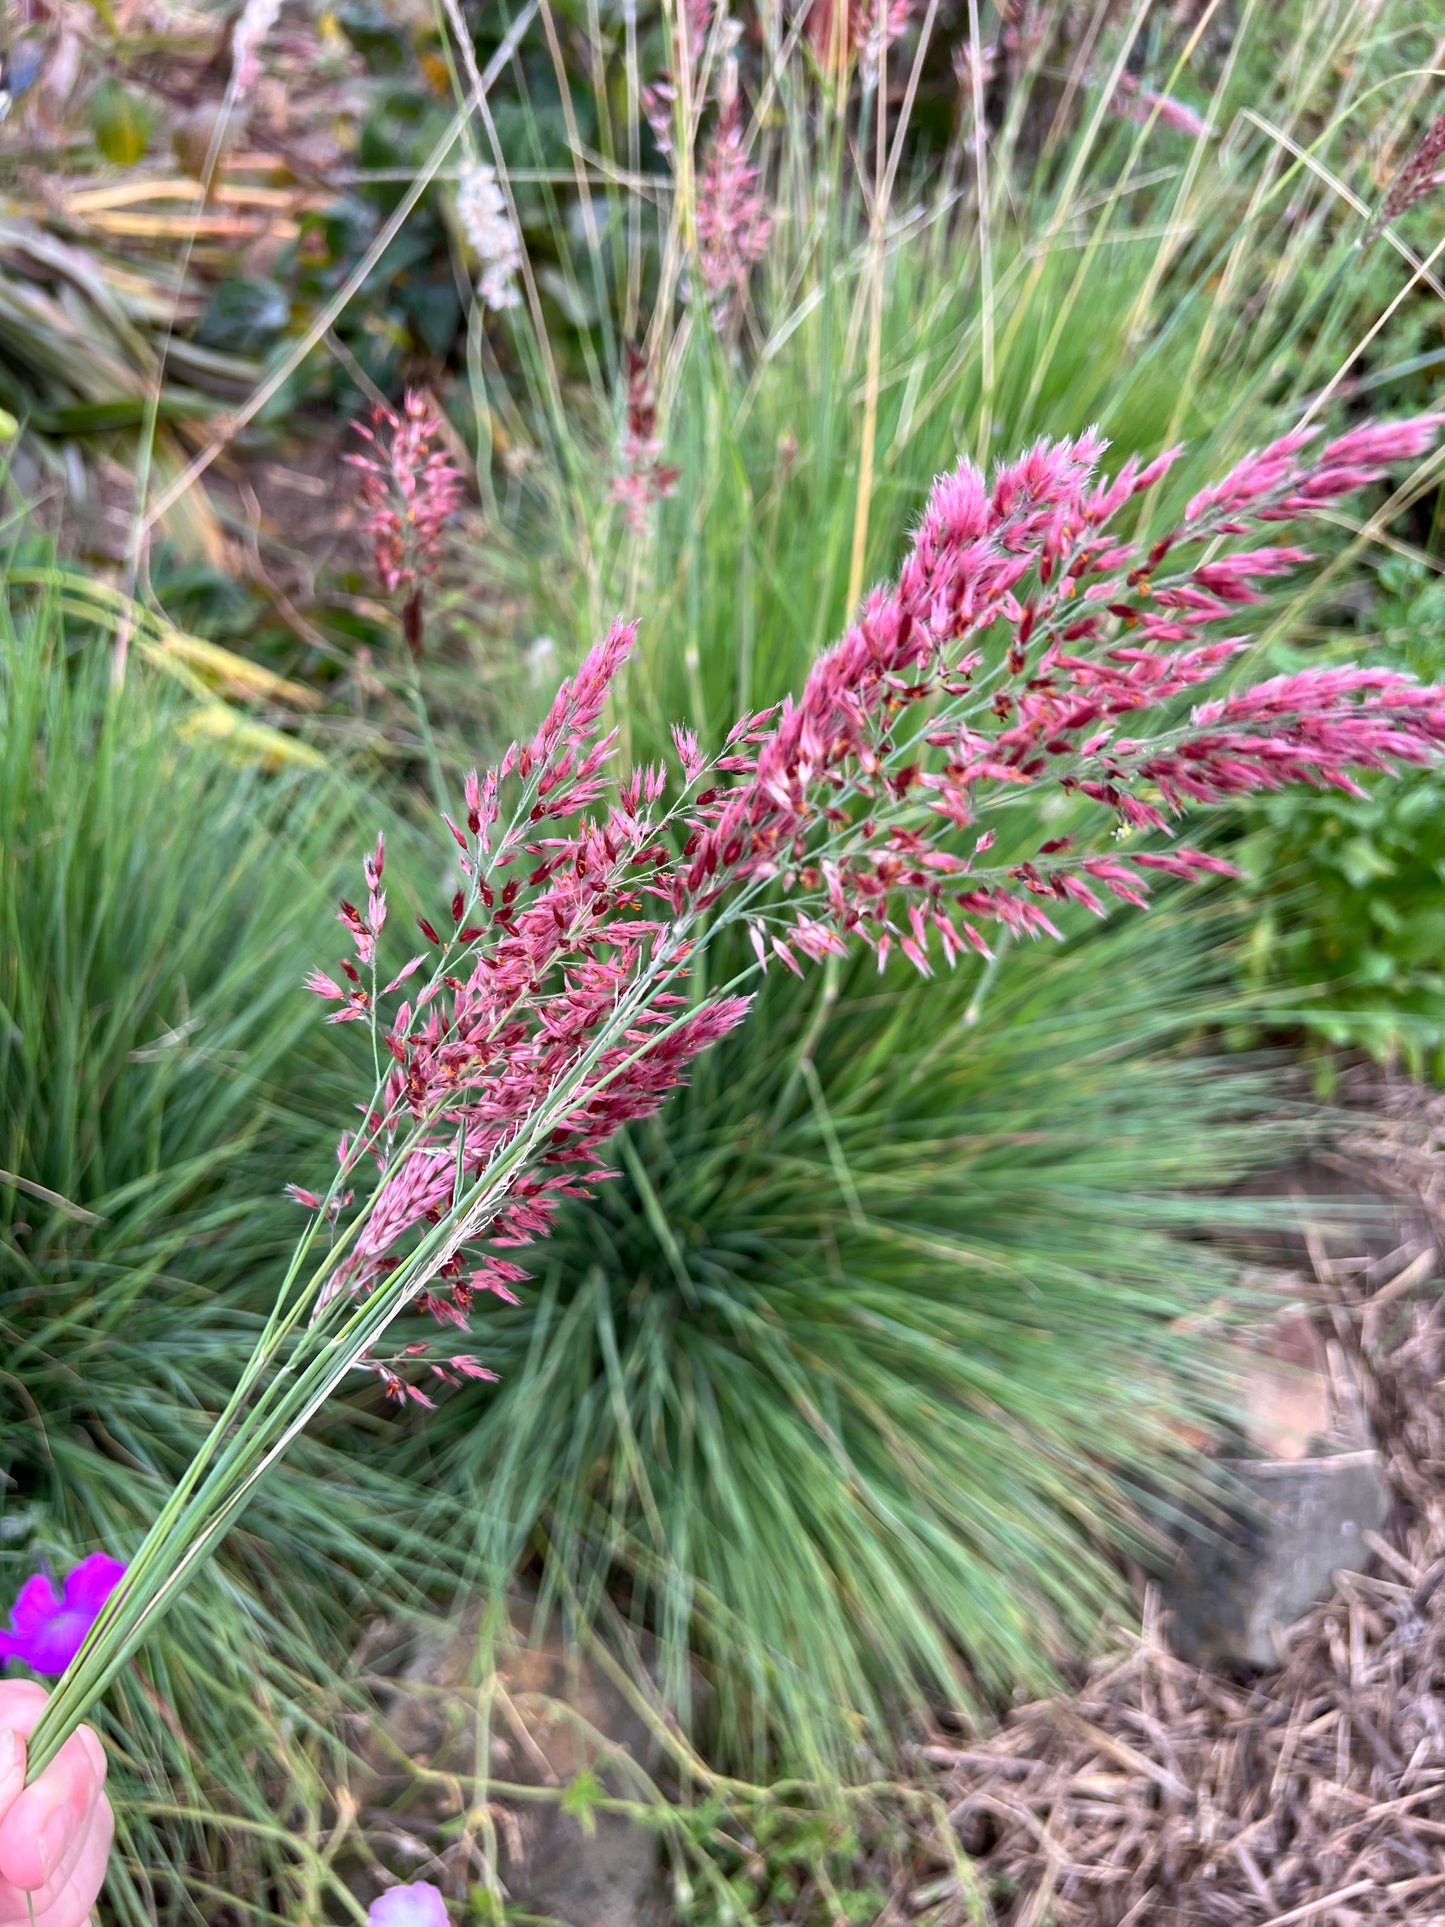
[298,408,1445,1403]
[695,85,771,323]
[347,391,465,659]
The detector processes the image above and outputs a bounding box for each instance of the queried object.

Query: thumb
[0,1723,23,1830]
[0,1681,47,1828]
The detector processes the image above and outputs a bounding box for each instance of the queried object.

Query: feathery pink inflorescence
[1375,108,1445,233]
[1110,73,1215,140]
[673,411,1445,971]
[609,345,681,532]
[301,619,750,1398]
[805,0,912,75]
[641,0,713,159]
[347,390,465,657]
[857,0,914,85]
[304,411,1445,1398]
[695,92,772,319]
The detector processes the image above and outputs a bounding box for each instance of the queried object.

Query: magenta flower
[369,1881,449,1927]
[0,1554,126,1675]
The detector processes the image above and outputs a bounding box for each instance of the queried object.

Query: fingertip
[0,1691,33,1827]
[0,1792,50,1891]
[0,1720,23,1811]
[0,1731,98,1890]
[0,1680,49,1734]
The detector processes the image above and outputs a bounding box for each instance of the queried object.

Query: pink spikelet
[1373,107,1445,234]
[684,0,712,56]
[609,345,681,533]
[805,0,912,78]
[642,74,677,158]
[298,412,1445,1404]
[857,0,913,87]
[695,86,772,323]
[1110,72,1215,139]
[347,390,466,659]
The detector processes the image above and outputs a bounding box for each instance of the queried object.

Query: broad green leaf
[90,78,154,167]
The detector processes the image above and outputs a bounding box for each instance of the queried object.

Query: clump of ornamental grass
[0,604,448,1922]
[17,407,1445,1812]
[401,405,1445,1770]
[393,5,1445,1776]
[411,894,1292,1771]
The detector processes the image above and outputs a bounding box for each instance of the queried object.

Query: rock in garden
[1164,1447,1392,1668]
[358,1603,670,1927]
[1162,1308,1394,1668]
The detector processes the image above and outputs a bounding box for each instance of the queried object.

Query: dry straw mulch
[923,1077,1445,1926]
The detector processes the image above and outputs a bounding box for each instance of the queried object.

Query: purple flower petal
[62,1553,126,1619]
[1,1554,127,1676]
[2,1573,62,1641]
[368,1880,449,1927]
[10,1610,92,1674]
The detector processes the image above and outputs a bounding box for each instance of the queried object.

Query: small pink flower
[0,1555,126,1675]
[369,1882,449,1927]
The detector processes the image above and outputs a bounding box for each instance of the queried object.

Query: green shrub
[1239,552,1445,1076]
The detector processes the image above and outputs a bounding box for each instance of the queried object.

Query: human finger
[0,1685,47,1834]
[0,1725,104,1894]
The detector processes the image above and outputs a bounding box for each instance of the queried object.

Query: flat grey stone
[1164,1449,1393,1669]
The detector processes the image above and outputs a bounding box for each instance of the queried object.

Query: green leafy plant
[1237,551,1445,1076]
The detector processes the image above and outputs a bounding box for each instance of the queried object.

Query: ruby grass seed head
[305,413,1445,1406]
[695,85,772,321]
[610,344,681,532]
[1375,107,1445,235]
[347,390,465,659]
